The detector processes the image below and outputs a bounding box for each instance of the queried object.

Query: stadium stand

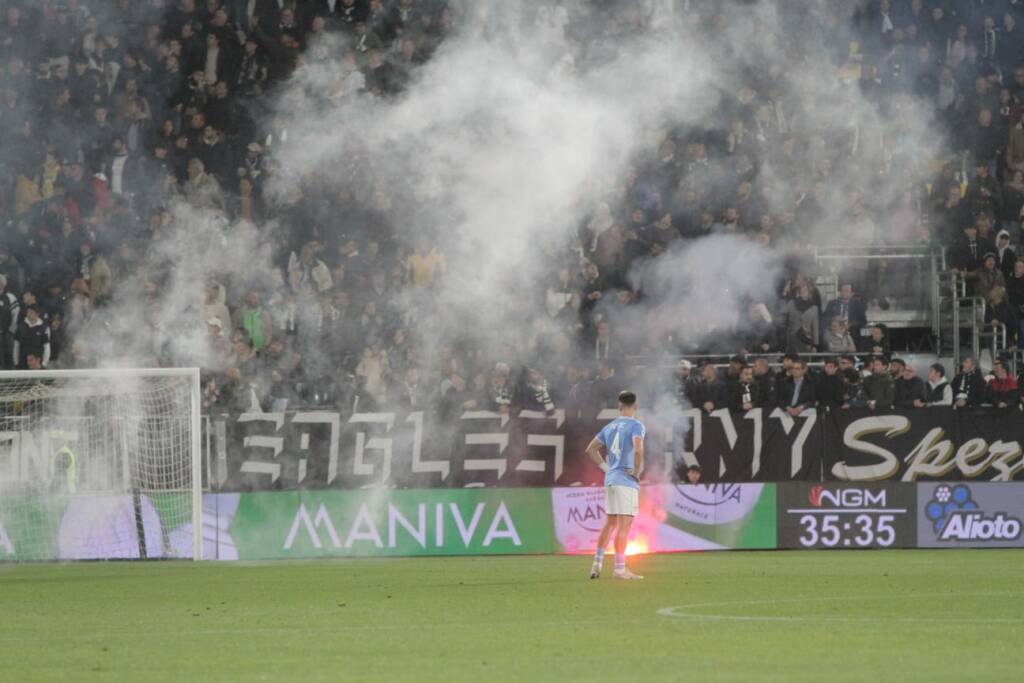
[0,0,1022,423]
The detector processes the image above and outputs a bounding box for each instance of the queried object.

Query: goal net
[0,369,202,561]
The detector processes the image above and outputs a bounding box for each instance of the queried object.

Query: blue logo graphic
[925,485,979,534]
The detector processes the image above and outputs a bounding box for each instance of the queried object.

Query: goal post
[0,368,203,562]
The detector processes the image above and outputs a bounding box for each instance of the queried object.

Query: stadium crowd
[0,0,1022,421]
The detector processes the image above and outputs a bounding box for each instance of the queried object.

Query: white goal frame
[0,367,203,561]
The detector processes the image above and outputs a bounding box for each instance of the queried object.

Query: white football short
[605,485,639,517]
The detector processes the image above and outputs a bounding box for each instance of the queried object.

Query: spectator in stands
[590,358,622,408]
[0,274,19,370]
[777,358,814,416]
[288,242,333,294]
[693,361,727,414]
[727,364,759,412]
[1008,259,1024,340]
[864,356,894,410]
[821,283,867,337]
[985,285,1018,347]
[785,283,819,353]
[76,241,111,303]
[586,319,616,361]
[925,363,953,406]
[996,231,1017,279]
[740,301,775,353]
[672,359,694,407]
[486,362,514,414]
[837,353,856,372]
[406,238,445,288]
[860,323,891,356]
[13,305,50,369]
[817,357,845,408]
[823,317,857,353]
[752,357,777,408]
[842,368,869,409]
[893,360,926,408]
[951,222,994,289]
[523,368,556,416]
[184,157,223,209]
[975,253,1006,302]
[232,290,272,353]
[952,356,986,408]
[685,464,702,485]
[987,359,1019,408]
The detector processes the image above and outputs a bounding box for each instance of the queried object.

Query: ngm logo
[808,485,886,508]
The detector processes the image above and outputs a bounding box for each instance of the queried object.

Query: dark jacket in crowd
[776,375,815,410]
[816,371,845,407]
[755,369,777,409]
[843,376,870,408]
[894,376,926,408]
[692,376,728,411]
[863,371,894,408]
[821,295,867,333]
[951,368,987,406]
[727,380,761,412]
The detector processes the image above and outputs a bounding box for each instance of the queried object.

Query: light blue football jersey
[596,417,645,489]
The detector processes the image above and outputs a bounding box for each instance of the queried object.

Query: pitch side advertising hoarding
[204,485,776,560]
[204,489,557,560]
[916,483,1024,548]
[0,493,193,561]
[777,483,918,549]
[551,484,776,553]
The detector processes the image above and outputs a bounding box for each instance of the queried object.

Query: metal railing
[812,245,945,331]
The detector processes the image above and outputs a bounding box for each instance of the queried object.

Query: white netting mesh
[0,371,199,561]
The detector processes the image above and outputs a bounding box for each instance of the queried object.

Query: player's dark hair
[618,390,637,407]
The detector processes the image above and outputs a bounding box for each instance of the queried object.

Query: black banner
[822,408,1024,482]
[207,407,1024,491]
[777,482,917,549]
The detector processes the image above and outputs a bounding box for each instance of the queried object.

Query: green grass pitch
[1,550,1021,682]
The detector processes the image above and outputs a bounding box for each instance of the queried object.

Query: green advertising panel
[210,488,557,560]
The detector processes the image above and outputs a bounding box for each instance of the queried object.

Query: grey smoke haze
[257,0,941,358]
[57,0,950,385]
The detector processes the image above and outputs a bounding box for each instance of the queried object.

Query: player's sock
[614,553,625,573]
[589,549,604,578]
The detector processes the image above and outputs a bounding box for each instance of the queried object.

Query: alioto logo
[808,485,886,508]
[926,485,1022,542]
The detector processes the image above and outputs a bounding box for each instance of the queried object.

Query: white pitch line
[657,591,1024,624]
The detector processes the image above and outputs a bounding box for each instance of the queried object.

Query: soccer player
[585,390,645,580]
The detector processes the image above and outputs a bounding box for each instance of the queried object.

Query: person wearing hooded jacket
[995,230,1017,279]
